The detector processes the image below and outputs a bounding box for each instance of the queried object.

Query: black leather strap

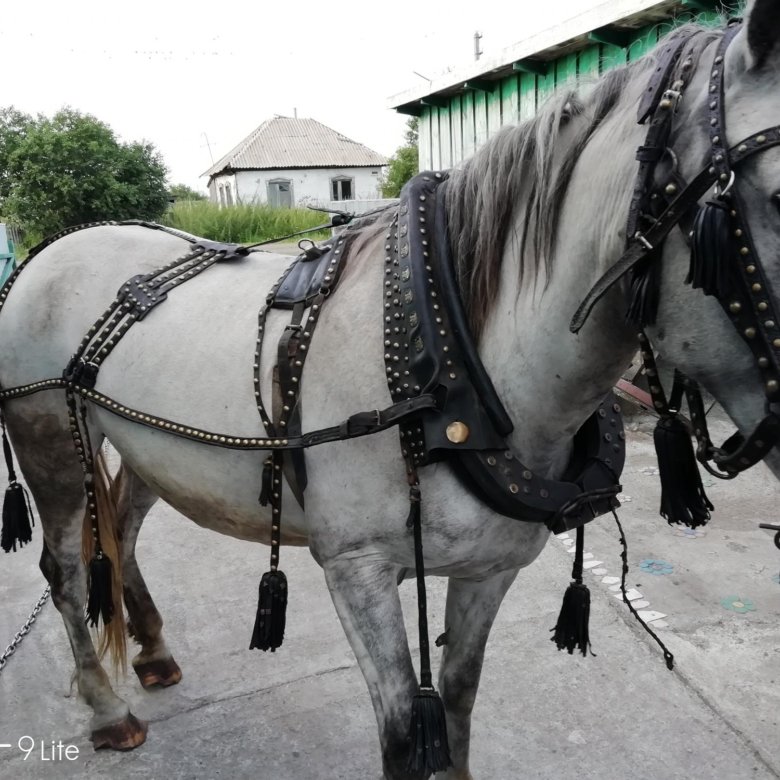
[636,32,691,124]
[570,131,780,334]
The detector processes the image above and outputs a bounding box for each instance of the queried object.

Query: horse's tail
[81,448,127,675]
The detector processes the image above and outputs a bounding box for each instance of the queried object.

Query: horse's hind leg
[437,568,520,780]
[322,557,426,780]
[7,397,146,749]
[114,462,182,689]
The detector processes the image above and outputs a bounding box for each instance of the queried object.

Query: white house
[203,117,388,208]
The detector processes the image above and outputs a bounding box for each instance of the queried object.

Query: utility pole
[474,31,483,61]
[202,132,215,165]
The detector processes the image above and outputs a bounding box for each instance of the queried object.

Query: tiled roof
[204,117,388,176]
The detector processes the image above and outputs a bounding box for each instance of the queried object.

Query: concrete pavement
[0,407,778,779]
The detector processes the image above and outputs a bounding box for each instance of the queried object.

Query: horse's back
[0,225,292,400]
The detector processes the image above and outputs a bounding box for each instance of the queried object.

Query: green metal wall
[417,11,721,170]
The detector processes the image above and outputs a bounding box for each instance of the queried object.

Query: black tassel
[551,582,591,655]
[551,526,592,656]
[406,480,452,773]
[1,421,34,553]
[250,570,287,651]
[407,689,452,773]
[1,482,34,553]
[688,200,733,298]
[85,552,114,628]
[258,457,272,506]
[654,414,713,527]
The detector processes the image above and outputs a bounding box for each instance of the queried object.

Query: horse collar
[386,172,625,533]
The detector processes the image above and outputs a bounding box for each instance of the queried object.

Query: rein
[573,20,780,479]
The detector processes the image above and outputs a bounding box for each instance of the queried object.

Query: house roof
[388,0,708,113]
[204,117,388,177]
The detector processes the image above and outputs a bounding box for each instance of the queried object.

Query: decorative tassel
[258,457,272,506]
[551,525,592,656]
[406,481,452,773]
[408,689,451,773]
[687,200,733,298]
[86,551,115,628]
[250,570,287,651]
[1,422,34,553]
[654,414,713,528]
[1,482,34,553]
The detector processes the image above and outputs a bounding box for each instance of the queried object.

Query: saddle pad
[273,243,339,309]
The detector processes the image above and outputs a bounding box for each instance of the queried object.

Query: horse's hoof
[134,657,183,689]
[91,713,148,751]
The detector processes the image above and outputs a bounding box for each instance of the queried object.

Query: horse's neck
[478,116,642,478]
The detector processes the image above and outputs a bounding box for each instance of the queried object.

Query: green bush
[161,201,332,244]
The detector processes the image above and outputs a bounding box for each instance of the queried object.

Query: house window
[218,184,226,206]
[331,176,353,201]
[267,178,293,208]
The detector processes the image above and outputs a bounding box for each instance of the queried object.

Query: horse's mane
[445,24,721,338]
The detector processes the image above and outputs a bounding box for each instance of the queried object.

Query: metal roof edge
[387,0,693,109]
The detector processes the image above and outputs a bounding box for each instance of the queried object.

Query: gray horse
[2,3,780,777]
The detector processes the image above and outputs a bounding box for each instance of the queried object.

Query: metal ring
[716,170,736,197]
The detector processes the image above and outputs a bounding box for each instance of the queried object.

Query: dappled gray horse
[3,3,780,778]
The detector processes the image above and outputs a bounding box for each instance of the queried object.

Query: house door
[267,179,293,208]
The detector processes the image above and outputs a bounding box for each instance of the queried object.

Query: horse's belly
[98,413,309,545]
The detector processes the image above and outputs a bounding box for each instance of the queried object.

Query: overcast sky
[3,0,586,192]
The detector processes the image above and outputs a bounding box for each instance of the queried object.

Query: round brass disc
[446,421,470,444]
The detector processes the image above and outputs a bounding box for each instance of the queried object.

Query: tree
[381,117,419,198]
[3,108,169,238]
[169,183,207,202]
[0,107,34,205]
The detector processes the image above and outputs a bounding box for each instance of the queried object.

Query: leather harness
[574,20,780,480]
[0,197,624,537]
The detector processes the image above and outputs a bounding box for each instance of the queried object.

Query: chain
[0,585,51,674]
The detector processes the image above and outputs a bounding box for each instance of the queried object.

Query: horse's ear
[745,0,780,68]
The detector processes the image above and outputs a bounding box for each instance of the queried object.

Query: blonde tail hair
[81,448,127,674]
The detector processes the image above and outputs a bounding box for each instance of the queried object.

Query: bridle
[572,19,780,480]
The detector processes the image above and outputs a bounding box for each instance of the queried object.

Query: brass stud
[446,421,469,444]
[767,380,779,394]
[753,283,762,292]
[758,357,769,368]
[664,183,677,195]
[766,320,775,328]
[729,302,741,313]
[757,134,767,144]
[741,248,750,257]
[746,264,756,273]
[758,302,768,311]
[774,339,780,348]
[745,327,757,339]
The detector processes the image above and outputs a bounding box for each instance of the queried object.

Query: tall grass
[161,201,331,244]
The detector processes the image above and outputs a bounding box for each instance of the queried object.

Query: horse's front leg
[322,556,426,780]
[437,568,520,780]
